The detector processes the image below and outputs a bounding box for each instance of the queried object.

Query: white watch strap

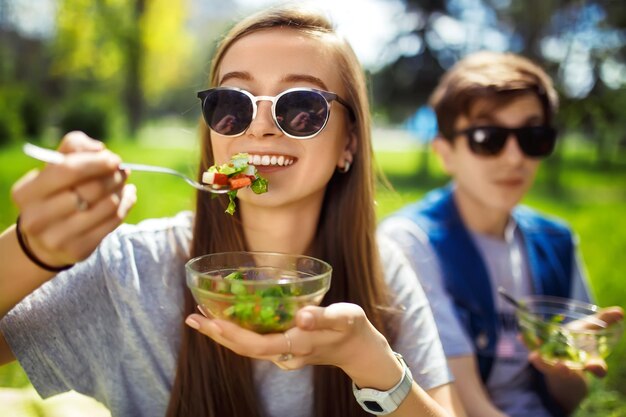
[352,352,414,415]
[388,357,412,407]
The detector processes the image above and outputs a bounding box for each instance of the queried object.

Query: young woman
[0,6,465,417]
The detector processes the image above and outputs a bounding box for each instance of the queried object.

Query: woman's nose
[246,100,280,139]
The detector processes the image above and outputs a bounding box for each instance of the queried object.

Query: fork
[23,143,232,194]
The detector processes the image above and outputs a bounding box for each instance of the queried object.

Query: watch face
[364,401,384,413]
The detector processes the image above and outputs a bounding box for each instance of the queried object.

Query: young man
[378,51,623,417]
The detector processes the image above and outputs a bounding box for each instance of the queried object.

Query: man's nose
[500,133,526,162]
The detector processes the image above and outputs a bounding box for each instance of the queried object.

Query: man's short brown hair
[429,51,559,140]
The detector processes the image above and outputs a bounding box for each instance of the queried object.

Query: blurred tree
[140,0,194,105]
[374,0,626,170]
[0,0,50,143]
[371,0,446,122]
[125,0,145,136]
[52,0,193,136]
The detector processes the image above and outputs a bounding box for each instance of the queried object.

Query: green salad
[202,153,269,215]
[201,270,302,333]
[520,313,610,364]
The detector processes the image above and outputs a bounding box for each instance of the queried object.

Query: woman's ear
[432,135,455,175]
[345,129,357,159]
[337,129,357,171]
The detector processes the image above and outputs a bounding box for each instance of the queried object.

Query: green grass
[1,132,626,415]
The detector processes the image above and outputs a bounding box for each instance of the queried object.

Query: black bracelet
[15,216,74,273]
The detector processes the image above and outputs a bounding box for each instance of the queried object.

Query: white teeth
[246,154,295,166]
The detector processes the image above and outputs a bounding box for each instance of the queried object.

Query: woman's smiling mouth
[248,154,296,167]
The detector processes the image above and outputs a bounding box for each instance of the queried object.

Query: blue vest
[396,186,573,416]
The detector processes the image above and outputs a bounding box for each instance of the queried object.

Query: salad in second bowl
[516,296,623,368]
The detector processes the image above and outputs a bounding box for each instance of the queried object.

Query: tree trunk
[125,0,145,137]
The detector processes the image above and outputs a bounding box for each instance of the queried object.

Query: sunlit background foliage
[1,0,625,416]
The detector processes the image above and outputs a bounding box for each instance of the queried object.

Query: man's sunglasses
[197,87,354,139]
[455,125,557,158]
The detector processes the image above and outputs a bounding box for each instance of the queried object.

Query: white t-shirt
[1,212,452,417]
[379,216,592,417]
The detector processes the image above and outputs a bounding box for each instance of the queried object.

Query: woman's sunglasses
[455,125,557,158]
[197,87,354,139]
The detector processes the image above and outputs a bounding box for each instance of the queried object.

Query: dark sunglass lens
[276,91,329,137]
[517,126,557,157]
[467,127,508,156]
[202,90,252,136]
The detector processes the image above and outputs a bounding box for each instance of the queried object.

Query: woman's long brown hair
[166,6,396,417]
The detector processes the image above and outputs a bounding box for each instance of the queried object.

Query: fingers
[11,131,136,268]
[528,351,577,377]
[529,350,606,379]
[58,131,105,153]
[18,182,136,266]
[37,184,135,251]
[566,306,625,331]
[11,169,41,206]
[15,131,119,203]
[184,302,380,372]
[18,171,128,235]
[185,314,289,360]
[13,151,122,206]
[41,151,122,199]
[528,351,552,373]
[55,198,136,261]
[596,306,624,326]
[295,302,365,332]
[583,357,608,378]
[74,169,128,208]
[18,189,86,234]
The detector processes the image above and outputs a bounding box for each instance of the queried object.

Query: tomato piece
[201,171,229,186]
[213,173,229,186]
[229,176,252,189]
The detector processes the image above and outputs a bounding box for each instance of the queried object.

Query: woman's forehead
[218,28,344,94]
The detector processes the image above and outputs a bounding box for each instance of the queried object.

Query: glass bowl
[186,252,332,334]
[516,295,623,369]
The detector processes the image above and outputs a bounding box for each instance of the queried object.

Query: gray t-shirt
[378,216,592,417]
[1,212,451,417]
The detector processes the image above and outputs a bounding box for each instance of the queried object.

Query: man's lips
[494,178,525,186]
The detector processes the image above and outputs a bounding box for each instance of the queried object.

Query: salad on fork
[203,153,269,215]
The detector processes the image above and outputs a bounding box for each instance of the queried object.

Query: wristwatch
[352,352,414,415]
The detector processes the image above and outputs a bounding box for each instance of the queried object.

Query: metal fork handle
[119,162,179,174]
[23,143,230,194]
[120,163,204,190]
